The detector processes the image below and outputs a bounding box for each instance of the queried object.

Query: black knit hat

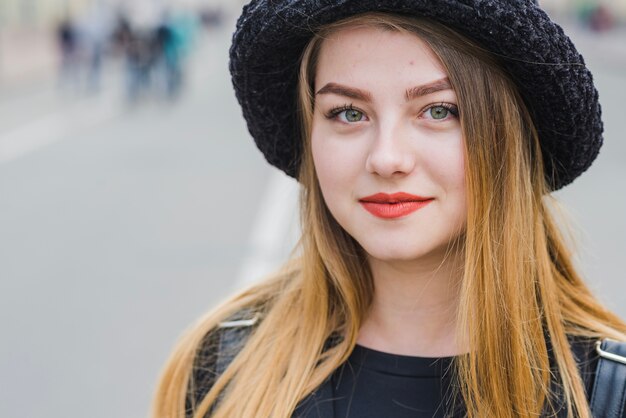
[229,0,603,190]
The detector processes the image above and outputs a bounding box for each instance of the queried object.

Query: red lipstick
[358,192,434,219]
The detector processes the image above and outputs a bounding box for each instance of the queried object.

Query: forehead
[314,25,448,89]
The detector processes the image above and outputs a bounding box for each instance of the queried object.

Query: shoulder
[192,307,261,378]
[212,308,261,374]
[568,335,626,416]
[587,338,626,417]
[186,308,261,412]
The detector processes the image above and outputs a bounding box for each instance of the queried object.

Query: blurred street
[0,5,625,418]
[0,20,281,418]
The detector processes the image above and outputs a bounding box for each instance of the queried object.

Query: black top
[189,321,600,418]
[299,344,463,418]
[295,339,599,418]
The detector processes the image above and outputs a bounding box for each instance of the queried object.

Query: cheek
[311,134,341,188]
[311,127,366,197]
[445,145,468,222]
[423,135,466,186]
[311,131,344,217]
[447,151,466,194]
[423,137,467,216]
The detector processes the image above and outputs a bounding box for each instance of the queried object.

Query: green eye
[429,106,449,120]
[325,105,368,123]
[344,109,364,122]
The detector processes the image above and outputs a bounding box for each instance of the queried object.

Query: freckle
[409,60,415,65]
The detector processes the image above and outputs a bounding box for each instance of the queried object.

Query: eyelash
[323,102,460,121]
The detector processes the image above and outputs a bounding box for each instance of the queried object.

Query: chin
[361,241,434,262]
[359,237,462,264]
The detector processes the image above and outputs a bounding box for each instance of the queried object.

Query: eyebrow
[315,83,372,102]
[315,77,452,102]
[405,78,452,101]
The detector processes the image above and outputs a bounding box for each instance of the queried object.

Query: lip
[358,192,434,219]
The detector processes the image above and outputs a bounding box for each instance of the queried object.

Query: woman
[154,1,626,417]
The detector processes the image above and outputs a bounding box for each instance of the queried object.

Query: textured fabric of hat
[229,0,603,190]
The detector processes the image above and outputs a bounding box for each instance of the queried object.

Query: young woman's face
[311,26,467,263]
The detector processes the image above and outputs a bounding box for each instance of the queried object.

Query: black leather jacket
[187,310,625,418]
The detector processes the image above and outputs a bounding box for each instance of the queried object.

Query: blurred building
[0,0,226,88]
[0,0,90,29]
[0,0,234,29]
[1,0,622,89]
[540,0,626,21]
[1,0,625,29]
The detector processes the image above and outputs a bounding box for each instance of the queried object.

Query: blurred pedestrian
[154,1,626,418]
[155,9,198,100]
[117,0,162,102]
[77,1,113,93]
[56,17,80,92]
[199,6,224,29]
[154,13,184,99]
[124,29,155,102]
[111,13,132,57]
[589,5,615,32]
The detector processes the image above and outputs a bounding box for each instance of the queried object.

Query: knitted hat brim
[229,0,603,190]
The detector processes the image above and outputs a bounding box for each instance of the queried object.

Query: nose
[365,122,416,178]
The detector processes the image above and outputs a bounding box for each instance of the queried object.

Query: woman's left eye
[423,104,459,120]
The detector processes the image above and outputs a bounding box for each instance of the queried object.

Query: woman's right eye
[325,106,368,123]
[341,108,365,122]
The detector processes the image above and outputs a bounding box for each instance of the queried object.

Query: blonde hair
[153,13,626,418]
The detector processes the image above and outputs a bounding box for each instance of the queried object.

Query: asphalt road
[0,21,624,418]
[0,27,275,418]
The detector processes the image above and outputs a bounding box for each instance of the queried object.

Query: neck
[357,248,464,357]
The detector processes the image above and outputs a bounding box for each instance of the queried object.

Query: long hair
[152,13,626,418]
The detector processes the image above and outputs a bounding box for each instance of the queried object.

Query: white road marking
[235,170,300,289]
